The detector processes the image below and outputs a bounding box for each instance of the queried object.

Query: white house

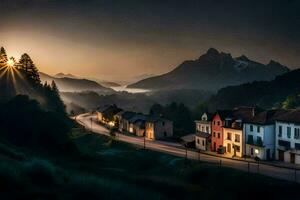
[195,132,210,151]
[244,110,287,160]
[275,110,300,164]
[195,112,212,134]
[195,112,212,151]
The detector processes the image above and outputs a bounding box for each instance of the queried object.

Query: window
[278,126,282,137]
[257,126,260,133]
[250,125,253,132]
[295,128,300,139]
[202,140,205,146]
[217,121,220,126]
[250,148,253,155]
[287,127,291,138]
[227,132,232,140]
[248,135,253,144]
[206,126,209,133]
[217,132,220,138]
[213,132,216,137]
[197,139,200,144]
[214,121,216,125]
[235,134,240,143]
[257,136,263,146]
[235,145,240,152]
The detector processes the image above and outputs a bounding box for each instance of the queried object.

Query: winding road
[76,113,300,183]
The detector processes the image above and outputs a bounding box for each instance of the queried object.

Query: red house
[211,110,232,152]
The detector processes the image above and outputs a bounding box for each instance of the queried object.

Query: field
[0,130,299,200]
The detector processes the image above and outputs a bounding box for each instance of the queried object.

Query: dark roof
[97,104,111,112]
[215,110,233,120]
[232,106,256,122]
[181,134,196,142]
[102,105,123,118]
[121,111,136,120]
[275,109,300,124]
[128,114,148,123]
[196,131,211,138]
[247,109,289,125]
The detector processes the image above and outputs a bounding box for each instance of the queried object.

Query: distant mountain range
[207,68,300,110]
[40,72,113,93]
[53,73,121,88]
[128,48,290,91]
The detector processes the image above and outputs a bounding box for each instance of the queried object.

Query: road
[76,113,300,183]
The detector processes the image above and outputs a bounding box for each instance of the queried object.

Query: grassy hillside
[0,130,299,200]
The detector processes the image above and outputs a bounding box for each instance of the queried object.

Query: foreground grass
[0,130,299,200]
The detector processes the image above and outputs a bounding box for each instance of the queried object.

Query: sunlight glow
[6,58,15,68]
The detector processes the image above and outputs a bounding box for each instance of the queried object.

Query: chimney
[252,107,256,117]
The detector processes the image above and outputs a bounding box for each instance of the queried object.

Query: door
[290,153,295,164]
[278,150,284,161]
[213,142,216,152]
[266,149,271,160]
[227,143,231,153]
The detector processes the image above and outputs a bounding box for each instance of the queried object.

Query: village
[96,105,300,165]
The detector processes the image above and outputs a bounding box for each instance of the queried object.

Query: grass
[0,129,299,200]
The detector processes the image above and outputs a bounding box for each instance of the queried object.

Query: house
[116,111,136,132]
[145,117,173,140]
[211,110,232,152]
[223,107,255,158]
[275,110,300,164]
[195,132,210,151]
[128,114,148,136]
[195,112,213,134]
[244,109,287,160]
[96,104,122,126]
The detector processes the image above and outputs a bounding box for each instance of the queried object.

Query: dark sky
[0,0,299,81]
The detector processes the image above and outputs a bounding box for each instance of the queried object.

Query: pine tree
[19,53,41,85]
[48,81,66,114]
[0,47,8,67]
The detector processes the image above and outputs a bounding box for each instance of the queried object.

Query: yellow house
[223,125,243,157]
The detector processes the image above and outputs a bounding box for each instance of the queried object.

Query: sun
[6,59,15,67]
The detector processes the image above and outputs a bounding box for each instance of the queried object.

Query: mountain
[128,48,289,91]
[40,72,113,93]
[55,73,78,79]
[207,69,300,110]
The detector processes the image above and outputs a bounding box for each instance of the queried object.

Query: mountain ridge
[128,48,289,91]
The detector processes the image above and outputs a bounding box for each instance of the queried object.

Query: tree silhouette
[0,47,8,67]
[19,53,41,85]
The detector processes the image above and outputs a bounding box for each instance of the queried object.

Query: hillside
[207,69,300,110]
[40,72,113,93]
[128,48,289,91]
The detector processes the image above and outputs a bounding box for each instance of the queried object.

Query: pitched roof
[275,109,300,124]
[102,105,123,118]
[181,134,196,142]
[232,106,256,122]
[196,131,211,138]
[247,109,289,125]
[128,114,148,123]
[121,111,136,120]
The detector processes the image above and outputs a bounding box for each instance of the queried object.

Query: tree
[282,94,300,109]
[0,47,8,67]
[47,81,66,114]
[19,53,41,85]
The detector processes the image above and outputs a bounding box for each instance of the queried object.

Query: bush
[23,159,59,186]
